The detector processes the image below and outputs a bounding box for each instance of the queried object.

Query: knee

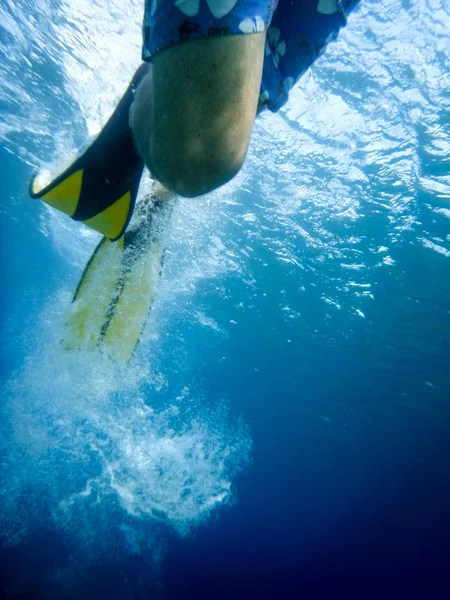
[150,144,245,198]
[129,66,252,198]
[131,116,246,196]
[130,99,246,197]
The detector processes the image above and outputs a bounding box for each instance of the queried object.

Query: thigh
[137,0,277,196]
[149,32,266,195]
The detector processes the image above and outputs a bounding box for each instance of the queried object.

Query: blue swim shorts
[142,0,361,112]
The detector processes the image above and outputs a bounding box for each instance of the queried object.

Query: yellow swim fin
[64,198,175,363]
[30,64,149,240]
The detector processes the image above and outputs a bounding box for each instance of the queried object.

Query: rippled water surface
[1,0,450,597]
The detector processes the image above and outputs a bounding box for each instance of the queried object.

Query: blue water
[1,0,450,597]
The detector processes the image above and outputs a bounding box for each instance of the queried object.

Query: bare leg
[129,32,266,198]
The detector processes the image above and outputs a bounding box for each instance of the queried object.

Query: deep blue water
[1,0,450,597]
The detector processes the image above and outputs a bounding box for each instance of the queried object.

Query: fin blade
[102,239,164,363]
[64,237,124,351]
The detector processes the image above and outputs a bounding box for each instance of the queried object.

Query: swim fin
[64,197,175,363]
[30,64,149,241]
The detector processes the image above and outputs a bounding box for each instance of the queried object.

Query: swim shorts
[142,0,361,112]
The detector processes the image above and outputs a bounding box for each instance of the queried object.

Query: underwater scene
[1,0,450,597]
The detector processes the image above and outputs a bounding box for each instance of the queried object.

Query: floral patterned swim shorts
[142,0,361,112]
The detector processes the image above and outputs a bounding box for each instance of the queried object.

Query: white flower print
[266,27,286,69]
[317,0,339,15]
[238,16,265,34]
[175,0,238,19]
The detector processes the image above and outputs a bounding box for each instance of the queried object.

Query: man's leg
[130,32,266,198]
[129,0,273,198]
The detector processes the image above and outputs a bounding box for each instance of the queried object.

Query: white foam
[0,296,252,556]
